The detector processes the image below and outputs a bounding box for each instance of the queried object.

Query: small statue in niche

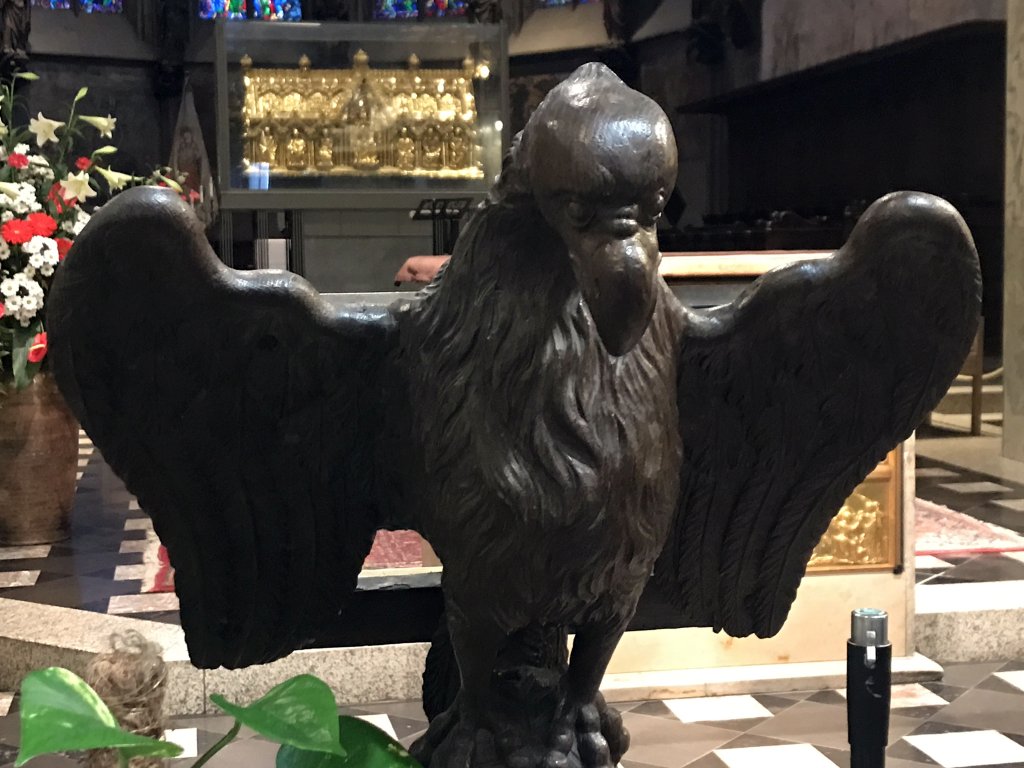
[352,125,378,169]
[285,126,308,170]
[316,126,334,170]
[0,0,30,75]
[396,125,417,171]
[257,125,278,166]
[48,64,981,768]
[446,124,471,169]
[420,123,443,170]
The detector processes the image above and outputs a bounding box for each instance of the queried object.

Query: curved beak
[568,226,661,356]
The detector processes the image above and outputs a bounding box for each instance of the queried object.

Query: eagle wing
[49,187,406,669]
[654,192,981,638]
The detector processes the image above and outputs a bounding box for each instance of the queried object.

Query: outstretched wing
[654,192,981,639]
[49,187,405,669]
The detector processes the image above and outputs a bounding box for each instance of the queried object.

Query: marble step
[915,580,1024,663]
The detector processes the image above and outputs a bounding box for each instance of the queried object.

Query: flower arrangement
[0,73,191,393]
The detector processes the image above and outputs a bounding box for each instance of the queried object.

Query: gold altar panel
[809,449,900,571]
[241,50,485,179]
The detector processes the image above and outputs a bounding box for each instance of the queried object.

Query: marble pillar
[1005,1,1024,461]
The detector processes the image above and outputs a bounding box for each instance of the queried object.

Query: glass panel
[253,0,303,19]
[423,0,467,17]
[537,0,591,5]
[200,0,248,19]
[33,0,123,9]
[373,0,418,19]
[217,20,507,197]
[809,477,894,568]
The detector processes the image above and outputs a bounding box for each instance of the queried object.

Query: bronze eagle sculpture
[48,63,980,768]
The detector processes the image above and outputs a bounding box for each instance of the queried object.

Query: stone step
[915,580,1024,663]
[933,383,1003,415]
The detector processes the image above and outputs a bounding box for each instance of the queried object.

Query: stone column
[1005,0,1024,460]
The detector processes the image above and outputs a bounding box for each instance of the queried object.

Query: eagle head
[512,63,678,356]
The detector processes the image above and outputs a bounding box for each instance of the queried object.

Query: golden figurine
[286,127,308,170]
[396,125,417,171]
[239,50,485,179]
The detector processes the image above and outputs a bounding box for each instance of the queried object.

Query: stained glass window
[252,0,303,19]
[32,0,123,11]
[423,0,467,17]
[200,0,247,18]
[373,0,418,19]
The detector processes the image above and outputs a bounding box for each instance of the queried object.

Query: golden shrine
[240,50,485,178]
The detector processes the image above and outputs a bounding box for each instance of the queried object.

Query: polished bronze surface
[240,50,485,178]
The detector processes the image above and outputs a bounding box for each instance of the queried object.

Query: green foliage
[15,668,183,767]
[11,320,42,391]
[16,669,421,768]
[210,675,345,757]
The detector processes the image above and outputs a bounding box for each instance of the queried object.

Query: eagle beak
[570,226,661,357]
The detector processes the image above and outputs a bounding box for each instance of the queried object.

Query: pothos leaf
[16,668,182,766]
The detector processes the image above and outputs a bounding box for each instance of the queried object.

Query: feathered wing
[655,192,982,639]
[49,187,404,669]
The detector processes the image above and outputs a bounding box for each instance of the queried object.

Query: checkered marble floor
[2,660,1024,768]
[915,456,1024,588]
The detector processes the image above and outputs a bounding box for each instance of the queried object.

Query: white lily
[79,114,116,138]
[28,113,64,146]
[94,165,135,191]
[59,171,97,201]
[0,181,21,200]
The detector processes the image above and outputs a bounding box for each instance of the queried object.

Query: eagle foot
[410,693,628,768]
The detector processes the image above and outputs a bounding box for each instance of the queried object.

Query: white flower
[4,270,44,325]
[0,240,9,260]
[60,219,73,233]
[40,264,53,277]
[3,212,15,223]
[72,208,90,236]
[27,252,43,270]
[0,120,8,139]
[28,113,64,146]
[27,154,48,167]
[79,114,116,138]
[13,143,28,155]
[94,166,135,191]
[59,171,96,202]
[21,236,42,254]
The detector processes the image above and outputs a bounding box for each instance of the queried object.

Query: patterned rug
[916,497,1024,556]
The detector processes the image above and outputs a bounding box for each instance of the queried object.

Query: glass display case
[215,19,508,210]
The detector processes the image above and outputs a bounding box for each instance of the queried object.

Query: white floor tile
[915,555,954,570]
[836,683,948,709]
[0,692,13,717]
[119,539,152,554]
[904,730,1024,767]
[0,570,39,588]
[715,743,838,768]
[916,580,1024,613]
[993,498,1024,512]
[995,670,1024,693]
[107,593,179,614]
[664,694,773,723]
[916,467,958,478]
[124,518,153,531]
[164,728,198,759]
[0,545,50,561]
[937,481,1013,494]
[356,714,397,740]
[129,499,141,511]
[114,564,149,581]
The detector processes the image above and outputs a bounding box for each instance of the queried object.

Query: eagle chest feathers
[401,204,683,628]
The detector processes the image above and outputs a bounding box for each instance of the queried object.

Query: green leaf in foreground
[16,668,182,766]
[277,717,421,768]
[210,675,344,756]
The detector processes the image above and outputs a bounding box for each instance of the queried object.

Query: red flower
[188,189,201,203]
[0,302,5,319]
[27,332,47,364]
[2,219,34,245]
[26,212,56,238]
[55,237,72,260]
[6,153,28,169]
[47,183,75,214]
[75,156,92,171]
